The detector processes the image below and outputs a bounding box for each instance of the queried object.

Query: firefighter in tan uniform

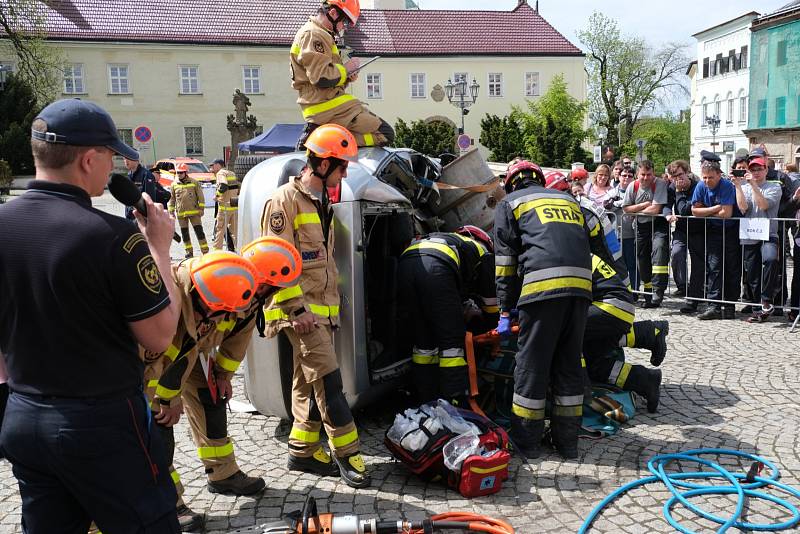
[209,158,239,251]
[144,251,276,530]
[290,0,394,150]
[260,124,370,488]
[169,162,209,258]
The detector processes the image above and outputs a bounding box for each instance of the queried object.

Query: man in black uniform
[398,225,497,404]
[584,254,665,413]
[0,99,182,533]
[124,156,166,218]
[494,160,592,460]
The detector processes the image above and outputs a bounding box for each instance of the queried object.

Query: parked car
[239,146,500,419]
[153,157,215,187]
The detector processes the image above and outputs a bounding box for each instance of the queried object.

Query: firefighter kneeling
[260,123,370,488]
[398,225,497,405]
[145,242,301,530]
[584,254,666,413]
[494,160,593,460]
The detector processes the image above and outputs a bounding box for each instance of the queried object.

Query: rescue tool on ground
[256,495,515,534]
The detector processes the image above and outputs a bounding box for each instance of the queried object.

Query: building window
[108,64,130,94]
[702,57,709,78]
[776,96,786,126]
[179,65,200,94]
[184,127,203,155]
[757,99,767,127]
[453,72,468,97]
[366,73,382,99]
[117,128,133,147]
[702,103,709,126]
[243,66,261,94]
[410,73,426,99]
[488,73,503,97]
[525,72,539,97]
[727,98,734,123]
[714,100,720,119]
[740,46,748,69]
[728,50,736,72]
[777,41,788,66]
[739,96,747,123]
[63,63,85,94]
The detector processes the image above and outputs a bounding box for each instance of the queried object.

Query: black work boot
[549,416,581,460]
[176,502,205,532]
[625,366,662,413]
[698,306,722,320]
[334,453,371,488]
[646,290,664,308]
[207,470,266,495]
[629,320,669,366]
[287,448,340,477]
[509,418,545,460]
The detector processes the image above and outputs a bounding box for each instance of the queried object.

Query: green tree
[514,75,587,167]
[0,73,40,174]
[578,12,689,154]
[1,0,63,105]
[394,118,456,158]
[621,114,690,171]
[479,114,524,162]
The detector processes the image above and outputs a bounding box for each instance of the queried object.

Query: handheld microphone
[109,173,181,242]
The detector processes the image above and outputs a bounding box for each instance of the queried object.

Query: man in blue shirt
[691,160,741,320]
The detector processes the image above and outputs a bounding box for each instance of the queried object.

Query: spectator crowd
[572,150,800,323]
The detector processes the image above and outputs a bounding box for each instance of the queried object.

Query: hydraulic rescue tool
[252,495,514,534]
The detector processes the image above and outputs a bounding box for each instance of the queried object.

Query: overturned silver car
[238,147,501,419]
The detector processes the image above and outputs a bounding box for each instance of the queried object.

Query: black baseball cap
[700,149,721,163]
[31,99,139,161]
[210,158,225,166]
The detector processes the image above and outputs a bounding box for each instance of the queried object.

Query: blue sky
[417,0,787,48]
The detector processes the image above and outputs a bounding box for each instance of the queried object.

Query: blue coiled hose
[578,449,800,534]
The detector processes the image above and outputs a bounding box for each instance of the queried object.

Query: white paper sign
[739,218,770,241]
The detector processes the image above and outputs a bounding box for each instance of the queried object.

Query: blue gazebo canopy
[238,123,304,153]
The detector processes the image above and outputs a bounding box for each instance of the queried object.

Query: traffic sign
[135,126,152,143]
[457,134,471,151]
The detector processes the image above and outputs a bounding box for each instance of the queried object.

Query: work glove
[497,315,512,337]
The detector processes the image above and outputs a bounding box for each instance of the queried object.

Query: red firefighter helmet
[545,171,569,191]
[241,237,302,288]
[175,162,189,173]
[324,0,360,25]
[570,168,589,182]
[504,160,544,192]
[456,225,493,253]
[190,251,258,312]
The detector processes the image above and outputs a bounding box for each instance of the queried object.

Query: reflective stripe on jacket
[290,18,351,118]
[260,176,340,335]
[215,169,240,209]
[168,177,205,217]
[590,254,635,325]
[142,261,257,410]
[494,185,592,310]
[401,232,496,308]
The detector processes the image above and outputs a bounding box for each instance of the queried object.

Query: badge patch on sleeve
[123,233,146,254]
[270,211,287,234]
[137,255,163,294]
[314,40,325,53]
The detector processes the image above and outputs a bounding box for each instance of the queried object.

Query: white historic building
[690,12,759,173]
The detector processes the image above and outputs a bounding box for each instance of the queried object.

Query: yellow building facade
[4,0,586,165]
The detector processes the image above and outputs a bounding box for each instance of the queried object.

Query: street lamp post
[706,114,721,153]
[444,77,480,135]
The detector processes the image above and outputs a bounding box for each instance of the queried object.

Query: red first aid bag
[385,405,511,497]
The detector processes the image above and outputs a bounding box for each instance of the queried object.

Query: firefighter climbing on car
[290,0,395,150]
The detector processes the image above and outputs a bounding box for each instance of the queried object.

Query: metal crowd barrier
[608,211,800,330]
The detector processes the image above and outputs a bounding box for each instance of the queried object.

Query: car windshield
[187,162,209,173]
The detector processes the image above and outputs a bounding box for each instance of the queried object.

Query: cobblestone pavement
[1,193,799,533]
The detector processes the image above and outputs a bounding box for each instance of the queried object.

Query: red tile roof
[41,0,582,57]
